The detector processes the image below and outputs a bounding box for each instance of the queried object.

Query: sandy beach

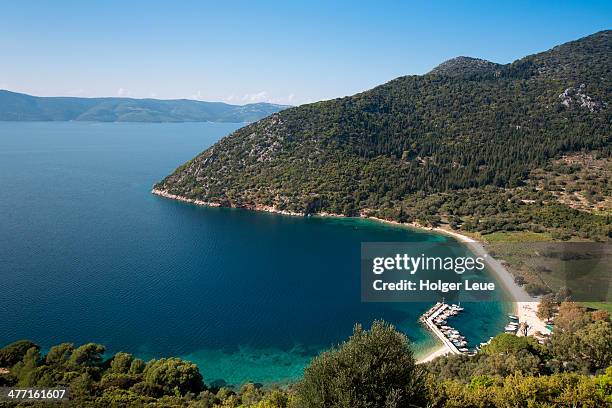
[431,227,549,335]
[417,346,450,364]
[411,226,550,362]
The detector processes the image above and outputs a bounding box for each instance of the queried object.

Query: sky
[0,1,610,106]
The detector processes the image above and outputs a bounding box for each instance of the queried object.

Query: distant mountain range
[0,90,289,123]
[155,30,610,241]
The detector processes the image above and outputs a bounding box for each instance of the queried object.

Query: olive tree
[295,320,427,408]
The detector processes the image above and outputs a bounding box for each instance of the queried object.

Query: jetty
[420,302,467,356]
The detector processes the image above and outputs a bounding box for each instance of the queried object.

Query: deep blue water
[0,122,510,385]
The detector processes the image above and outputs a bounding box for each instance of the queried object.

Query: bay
[0,122,510,385]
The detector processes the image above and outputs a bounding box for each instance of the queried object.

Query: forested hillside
[0,90,288,123]
[156,31,611,240]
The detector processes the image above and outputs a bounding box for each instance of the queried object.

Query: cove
[0,122,511,386]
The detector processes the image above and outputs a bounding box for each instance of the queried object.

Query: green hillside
[0,91,288,123]
[156,31,611,240]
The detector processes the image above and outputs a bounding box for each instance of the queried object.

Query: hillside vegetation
[156,31,611,241]
[1,313,610,407]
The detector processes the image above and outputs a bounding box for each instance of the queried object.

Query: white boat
[435,320,447,325]
[504,325,517,331]
[508,314,518,320]
[458,347,469,352]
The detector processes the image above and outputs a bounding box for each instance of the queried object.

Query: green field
[482,231,554,244]
[487,241,611,299]
[578,301,612,313]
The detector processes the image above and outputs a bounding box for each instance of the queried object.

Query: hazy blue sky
[1,1,609,105]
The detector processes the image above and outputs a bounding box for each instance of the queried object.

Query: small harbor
[419,301,469,356]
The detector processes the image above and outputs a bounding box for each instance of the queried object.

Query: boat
[458,347,469,352]
[435,319,447,325]
[504,325,518,331]
[508,314,518,320]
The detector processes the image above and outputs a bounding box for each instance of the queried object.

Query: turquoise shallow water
[0,122,510,386]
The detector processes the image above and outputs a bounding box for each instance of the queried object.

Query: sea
[0,121,511,386]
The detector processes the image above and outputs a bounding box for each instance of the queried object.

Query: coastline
[151,188,548,363]
[416,345,449,364]
[424,226,550,338]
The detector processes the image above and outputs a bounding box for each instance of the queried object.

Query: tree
[554,287,573,303]
[295,320,428,408]
[0,340,39,368]
[549,331,587,372]
[239,383,263,407]
[591,309,610,322]
[110,352,134,374]
[142,358,204,396]
[70,372,95,398]
[555,302,591,332]
[537,294,557,320]
[483,333,539,355]
[474,350,541,378]
[129,358,145,375]
[69,343,105,367]
[45,343,74,367]
[576,321,612,371]
[12,347,41,387]
[259,389,290,408]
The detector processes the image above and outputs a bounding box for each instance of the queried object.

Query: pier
[420,302,468,356]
